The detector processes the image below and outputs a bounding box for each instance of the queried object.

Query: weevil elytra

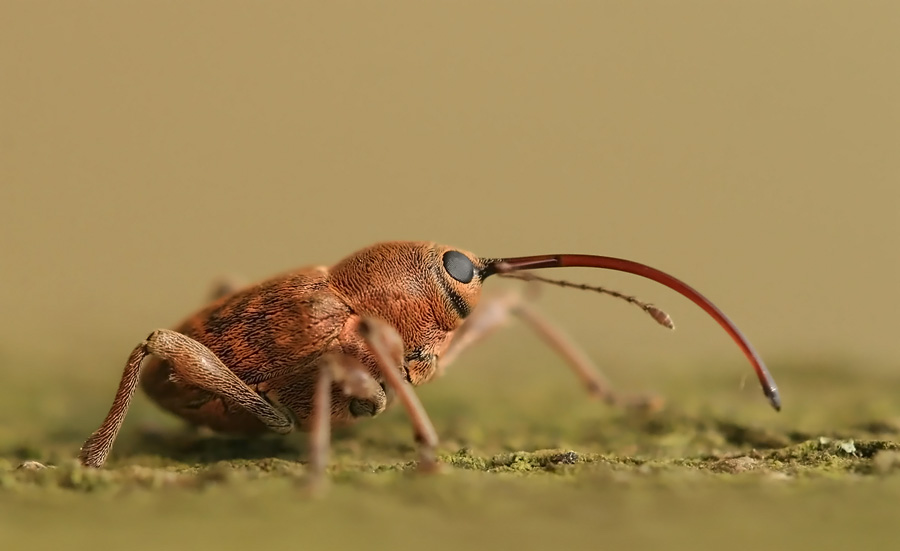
[79,241,780,482]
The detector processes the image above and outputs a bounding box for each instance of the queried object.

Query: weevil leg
[438,290,523,369]
[308,356,333,493]
[307,353,389,491]
[79,329,294,468]
[441,289,662,410]
[359,317,440,472]
[207,275,246,301]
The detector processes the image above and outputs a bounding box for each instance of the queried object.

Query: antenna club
[648,306,675,330]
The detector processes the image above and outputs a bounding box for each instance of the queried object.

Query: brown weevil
[79,241,780,483]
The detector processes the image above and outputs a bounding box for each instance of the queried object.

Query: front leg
[79,329,294,468]
[308,317,440,489]
[359,317,440,470]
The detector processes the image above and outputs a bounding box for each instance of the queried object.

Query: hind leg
[79,329,294,468]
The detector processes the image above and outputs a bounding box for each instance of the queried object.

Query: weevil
[79,241,780,482]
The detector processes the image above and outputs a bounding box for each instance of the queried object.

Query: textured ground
[1,348,897,551]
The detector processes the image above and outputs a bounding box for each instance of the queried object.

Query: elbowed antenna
[481,254,781,411]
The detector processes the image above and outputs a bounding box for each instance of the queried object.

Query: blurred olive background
[2,1,897,382]
[1,2,899,550]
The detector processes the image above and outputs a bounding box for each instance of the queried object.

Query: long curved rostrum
[482,254,781,411]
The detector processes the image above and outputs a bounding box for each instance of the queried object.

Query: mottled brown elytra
[79,241,780,487]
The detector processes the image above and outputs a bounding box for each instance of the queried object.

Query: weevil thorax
[327,241,485,356]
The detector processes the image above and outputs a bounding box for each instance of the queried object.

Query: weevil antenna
[497,272,674,329]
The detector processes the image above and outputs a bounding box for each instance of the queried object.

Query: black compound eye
[442,251,475,284]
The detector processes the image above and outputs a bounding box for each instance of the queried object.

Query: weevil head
[328,241,488,339]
